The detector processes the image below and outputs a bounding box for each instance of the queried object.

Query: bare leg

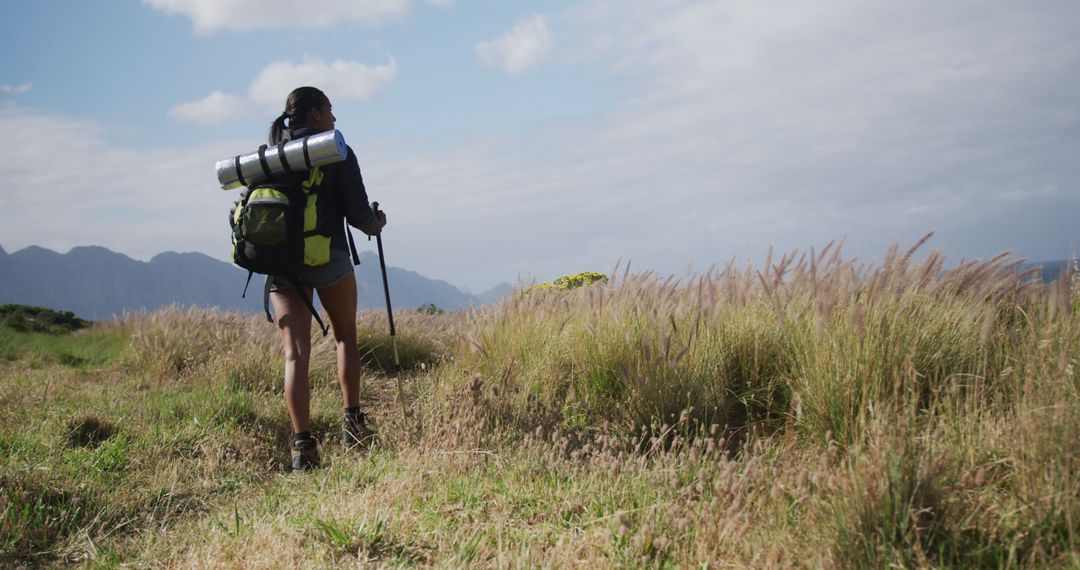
[270,285,314,433]
[317,273,360,408]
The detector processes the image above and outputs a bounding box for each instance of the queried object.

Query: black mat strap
[234,155,247,187]
[257,144,273,179]
[277,141,293,173]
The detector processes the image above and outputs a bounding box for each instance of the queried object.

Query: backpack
[230,150,359,336]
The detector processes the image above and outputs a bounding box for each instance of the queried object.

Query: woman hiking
[265,86,386,471]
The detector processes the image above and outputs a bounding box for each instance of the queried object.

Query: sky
[1,0,1078,292]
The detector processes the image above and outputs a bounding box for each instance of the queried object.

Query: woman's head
[269,86,335,144]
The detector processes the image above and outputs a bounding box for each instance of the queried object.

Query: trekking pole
[371,202,409,432]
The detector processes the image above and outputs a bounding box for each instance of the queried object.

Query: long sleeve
[336,147,382,236]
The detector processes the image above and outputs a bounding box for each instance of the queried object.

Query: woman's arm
[338,147,385,236]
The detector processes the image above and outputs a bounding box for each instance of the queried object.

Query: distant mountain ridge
[1,244,1070,321]
[0,244,512,320]
[1022,259,1078,283]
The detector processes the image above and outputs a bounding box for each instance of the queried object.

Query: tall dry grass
[443,238,1064,441]
[122,305,453,390]
[413,236,1078,566]
[3,237,1076,567]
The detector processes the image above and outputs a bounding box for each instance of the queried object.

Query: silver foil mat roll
[215,129,348,190]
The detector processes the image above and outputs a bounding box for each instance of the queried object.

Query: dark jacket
[284,126,382,252]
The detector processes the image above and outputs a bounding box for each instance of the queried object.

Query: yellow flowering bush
[532,271,608,292]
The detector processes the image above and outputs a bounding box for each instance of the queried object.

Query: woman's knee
[332,326,357,346]
[283,342,311,364]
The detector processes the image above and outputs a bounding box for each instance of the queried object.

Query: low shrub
[0,304,89,334]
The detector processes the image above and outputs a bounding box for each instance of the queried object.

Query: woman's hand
[372,202,388,231]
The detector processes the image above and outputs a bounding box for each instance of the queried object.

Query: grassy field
[1,241,1077,568]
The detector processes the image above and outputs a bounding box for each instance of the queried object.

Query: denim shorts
[267,250,354,292]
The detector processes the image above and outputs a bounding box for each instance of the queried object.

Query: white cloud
[0,108,244,262]
[142,0,409,33]
[168,91,252,125]
[170,57,397,125]
[511,0,1080,268]
[248,58,398,110]
[382,0,1080,287]
[476,15,553,74]
[0,83,32,102]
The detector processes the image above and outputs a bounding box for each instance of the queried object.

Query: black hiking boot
[342,410,376,451]
[291,436,320,471]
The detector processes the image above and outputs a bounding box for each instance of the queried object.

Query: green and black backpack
[230,151,359,336]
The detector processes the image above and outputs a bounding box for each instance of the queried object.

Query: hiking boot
[342,411,376,450]
[291,437,320,471]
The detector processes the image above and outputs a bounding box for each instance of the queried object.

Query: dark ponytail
[269,86,329,145]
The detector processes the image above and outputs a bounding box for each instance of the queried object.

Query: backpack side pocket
[244,188,290,245]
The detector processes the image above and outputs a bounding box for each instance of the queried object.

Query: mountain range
[0,243,513,320]
[1022,259,1078,283]
[0,243,1073,322]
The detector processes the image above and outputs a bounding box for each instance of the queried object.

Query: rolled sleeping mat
[215,129,348,190]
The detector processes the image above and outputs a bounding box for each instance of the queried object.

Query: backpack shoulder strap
[262,274,330,337]
[346,226,360,266]
[241,270,255,298]
[262,277,273,323]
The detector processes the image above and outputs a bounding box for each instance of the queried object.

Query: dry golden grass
[1,237,1077,568]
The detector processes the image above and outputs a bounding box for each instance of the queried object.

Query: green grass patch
[0,324,127,369]
[0,474,103,566]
